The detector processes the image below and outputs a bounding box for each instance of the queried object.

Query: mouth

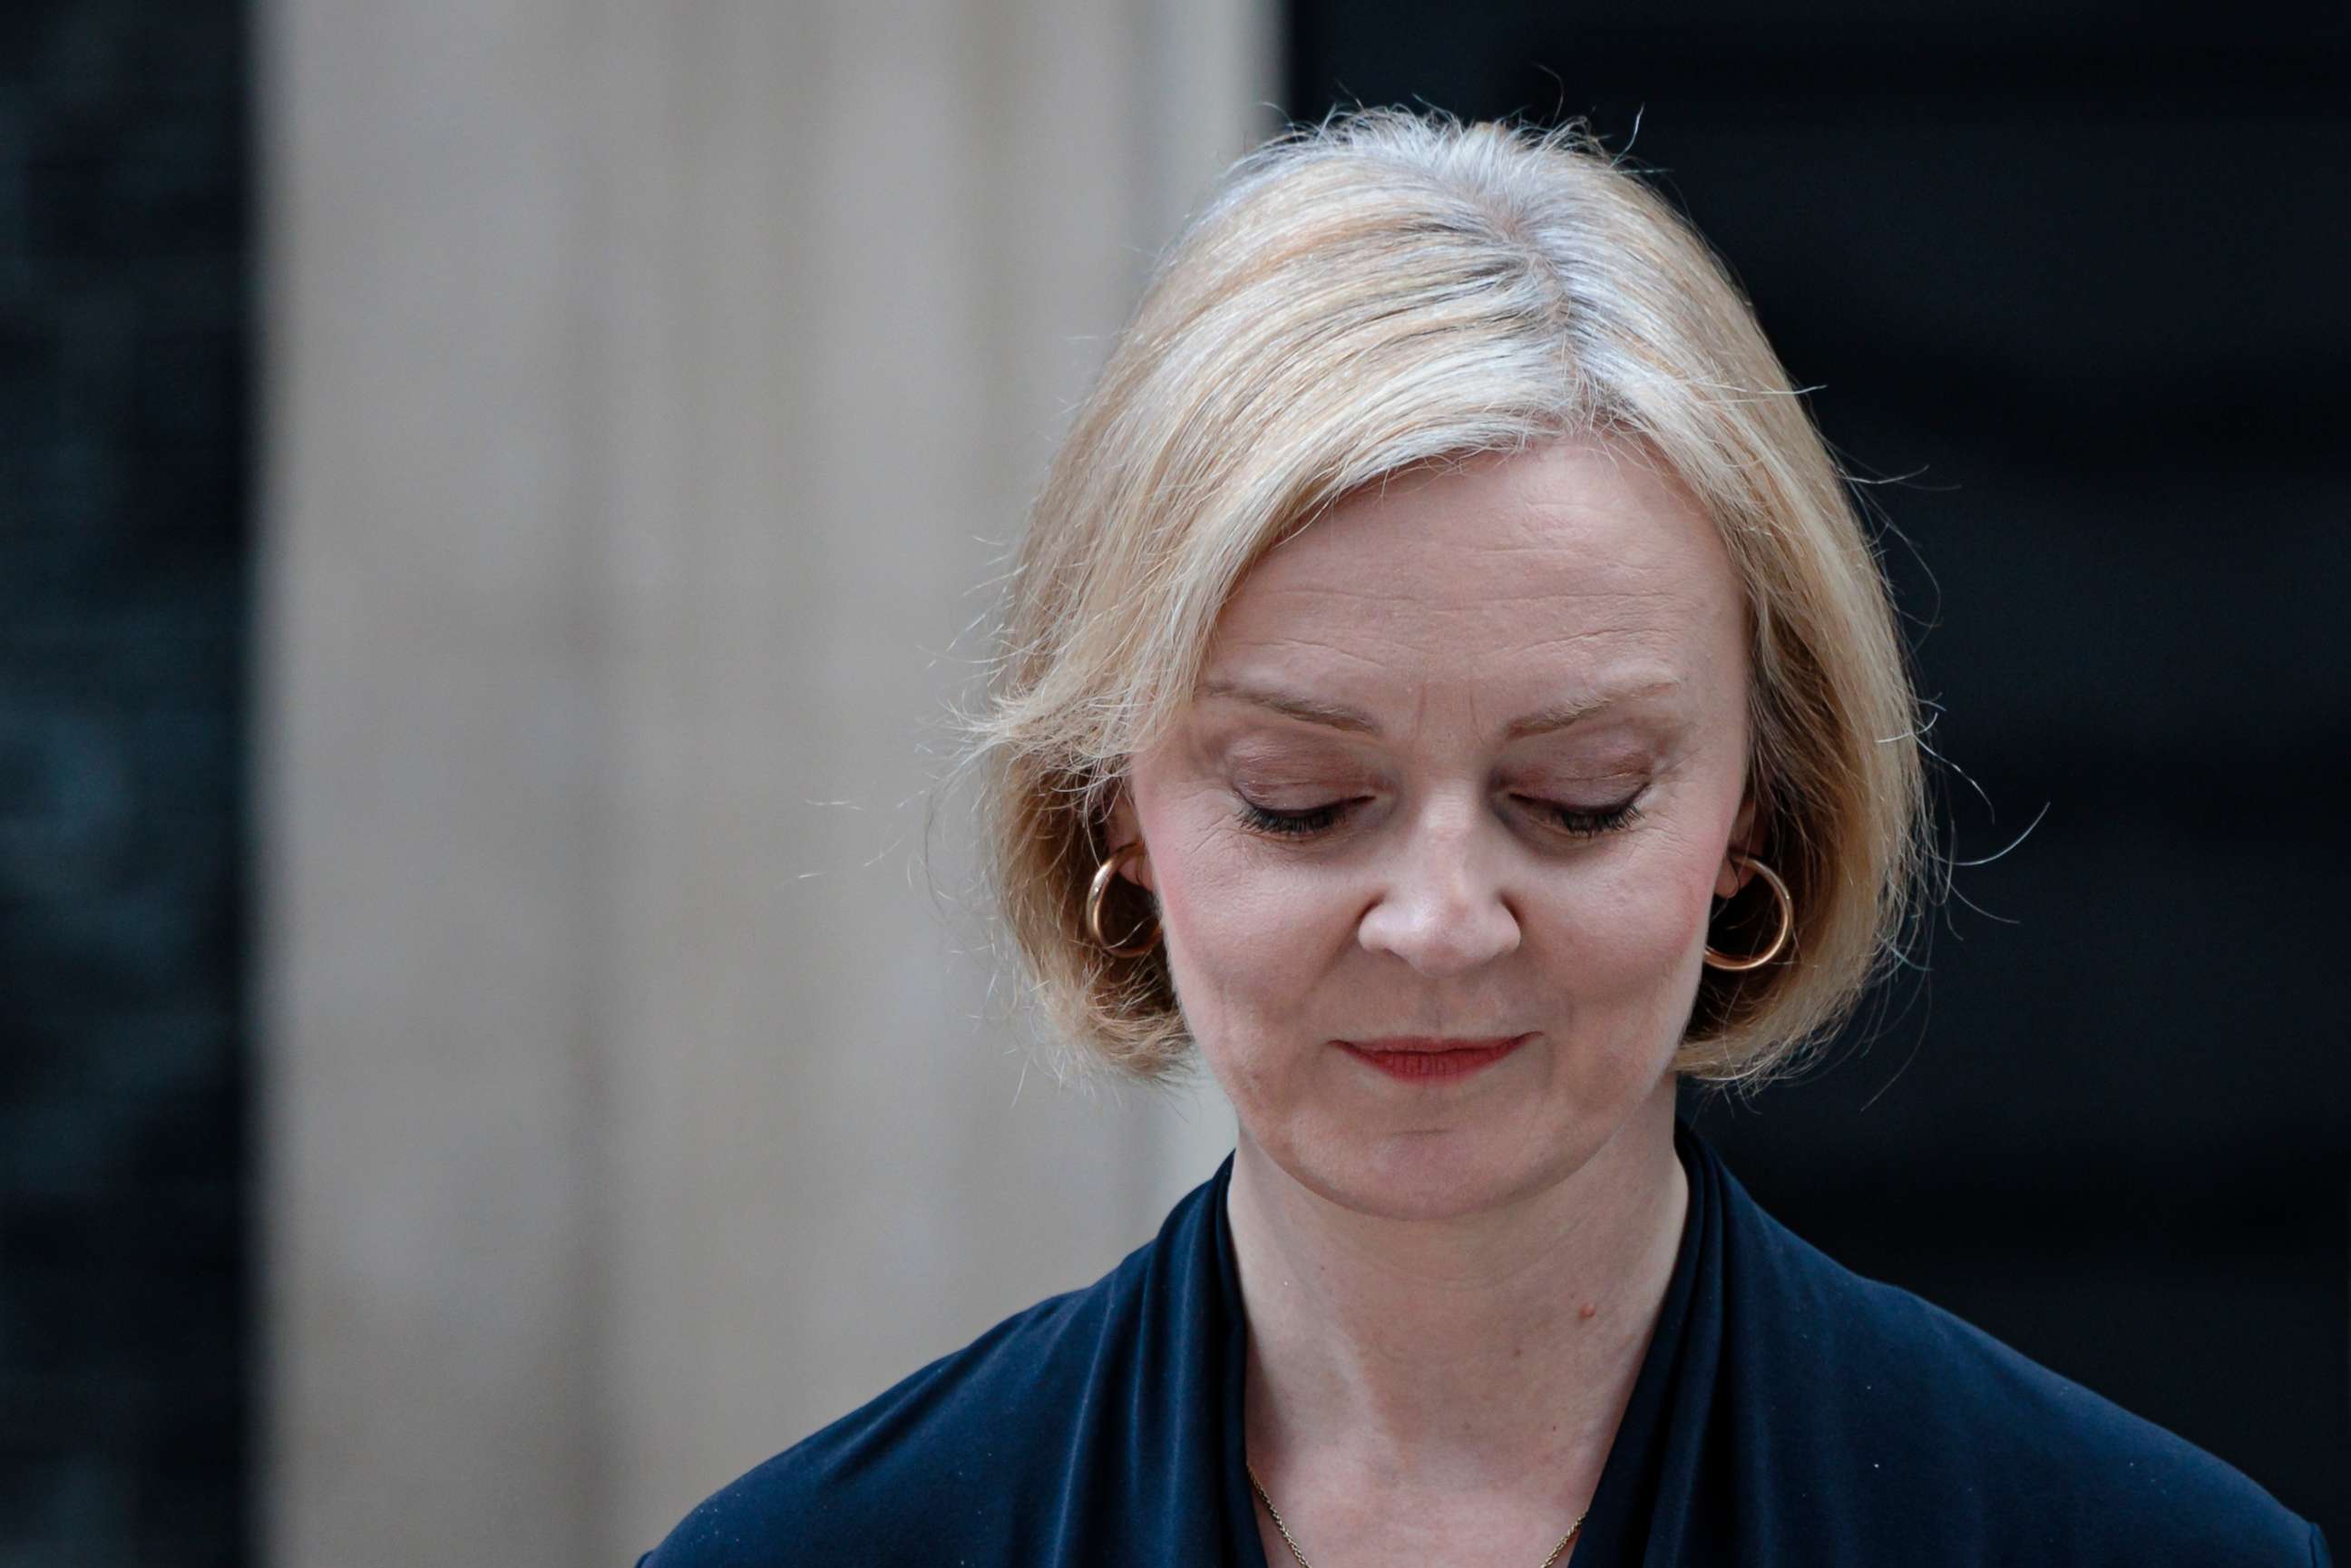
[1334,1034,1533,1083]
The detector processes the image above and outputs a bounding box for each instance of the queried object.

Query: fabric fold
[638,1116,2328,1566]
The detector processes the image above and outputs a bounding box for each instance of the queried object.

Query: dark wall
[1288,0,2347,1538]
[0,2,251,1564]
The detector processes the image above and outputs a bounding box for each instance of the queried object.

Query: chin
[1287,1121,1580,1223]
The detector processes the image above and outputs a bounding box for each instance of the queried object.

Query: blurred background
[3,0,2344,1563]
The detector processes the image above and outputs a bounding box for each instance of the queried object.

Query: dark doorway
[1286,2,2349,1537]
[0,3,253,1564]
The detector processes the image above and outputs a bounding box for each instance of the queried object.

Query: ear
[1105,787,1155,893]
[1714,793,1761,901]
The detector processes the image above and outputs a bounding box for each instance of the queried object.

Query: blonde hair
[957,108,1932,1088]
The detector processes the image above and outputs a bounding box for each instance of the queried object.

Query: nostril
[1359,898,1521,976]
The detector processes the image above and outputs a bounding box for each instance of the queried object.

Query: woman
[639,112,2329,1565]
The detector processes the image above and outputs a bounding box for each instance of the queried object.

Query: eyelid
[1233,787,1646,841]
[1234,794,1367,839]
[1517,794,1645,838]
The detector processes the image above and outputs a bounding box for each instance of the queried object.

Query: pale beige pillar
[254,2,1280,1563]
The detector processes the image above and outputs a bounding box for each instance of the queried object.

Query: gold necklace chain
[1244,1459,1586,1568]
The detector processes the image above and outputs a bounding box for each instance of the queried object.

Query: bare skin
[1229,1080,1687,1564]
[1107,435,1760,1565]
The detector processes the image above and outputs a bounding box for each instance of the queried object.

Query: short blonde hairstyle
[959,109,1932,1088]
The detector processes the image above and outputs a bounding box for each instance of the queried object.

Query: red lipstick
[1337,1034,1531,1082]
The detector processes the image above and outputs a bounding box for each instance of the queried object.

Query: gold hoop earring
[1703,854,1793,972]
[1085,842,1161,958]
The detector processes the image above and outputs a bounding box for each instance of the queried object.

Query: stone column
[254,1,1278,1561]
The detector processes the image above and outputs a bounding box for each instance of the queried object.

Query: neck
[1227,1077,1688,1505]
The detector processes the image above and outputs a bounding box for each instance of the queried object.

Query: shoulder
[635,1272,1138,1567]
[633,1181,1212,1568]
[1712,1160,2327,1563]
[633,1292,1099,1566]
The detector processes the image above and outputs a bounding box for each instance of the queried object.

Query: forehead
[1203,437,1745,724]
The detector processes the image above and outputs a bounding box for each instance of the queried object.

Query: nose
[1355,791,1522,978]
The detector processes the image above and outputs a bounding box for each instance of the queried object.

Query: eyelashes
[1234,794,1644,842]
[1236,800,1353,837]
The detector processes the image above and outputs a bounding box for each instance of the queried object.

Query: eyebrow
[1198,676,1683,741]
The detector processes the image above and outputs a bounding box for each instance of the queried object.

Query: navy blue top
[638,1119,2331,1565]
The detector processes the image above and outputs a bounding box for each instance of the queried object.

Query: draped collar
[641,1113,2327,1565]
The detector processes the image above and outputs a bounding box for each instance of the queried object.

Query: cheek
[1156,832,1344,1020]
[1544,837,1719,997]
[1144,810,1329,1025]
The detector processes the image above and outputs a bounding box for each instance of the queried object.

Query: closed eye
[1235,799,1358,838]
[1234,794,1644,841]
[1517,795,1644,838]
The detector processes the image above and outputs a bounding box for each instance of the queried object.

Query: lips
[1345,1035,1522,1053]
[1336,1034,1532,1081]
